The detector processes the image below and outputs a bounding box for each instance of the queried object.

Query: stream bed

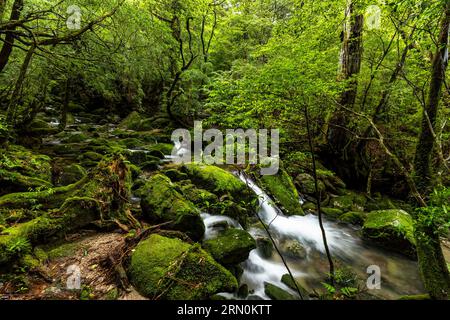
[202,174,425,300]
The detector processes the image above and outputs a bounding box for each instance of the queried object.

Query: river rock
[362,209,416,257]
[139,174,205,241]
[202,228,256,265]
[264,282,296,300]
[128,234,237,300]
[257,168,304,216]
[280,239,307,260]
[280,274,310,300]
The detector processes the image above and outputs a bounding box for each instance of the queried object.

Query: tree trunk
[0,0,24,73]
[6,43,35,125]
[59,78,70,132]
[413,2,450,300]
[324,1,364,185]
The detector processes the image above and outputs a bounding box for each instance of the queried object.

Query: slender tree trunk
[59,77,70,132]
[6,43,35,125]
[413,2,450,300]
[325,0,364,184]
[0,0,24,73]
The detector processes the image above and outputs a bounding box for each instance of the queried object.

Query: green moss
[61,132,89,143]
[139,174,205,240]
[146,143,174,156]
[340,211,366,225]
[0,144,52,194]
[295,173,325,195]
[362,209,416,256]
[56,164,87,186]
[321,207,344,220]
[258,169,304,216]
[332,192,367,212]
[119,111,143,130]
[264,282,296,300]
[128,234,238,300]
[280,274,310,300]
[202,228,256,265]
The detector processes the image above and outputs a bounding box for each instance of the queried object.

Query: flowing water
[202,173,425,300]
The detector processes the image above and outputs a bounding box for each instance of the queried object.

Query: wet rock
[139,174,205,241]
[295,173,326,195]
[280,239,307,259]
[281,274,310,300]
[257,168,304,216]
[264,282,296,300]
[238,284,249,298]
[202,228,256,265]
[55,163,86,186]
[321,207,344,220]
[256,236,273,259]
[128,234,237,300]
[340,211,366,226]
[362,209,416,257]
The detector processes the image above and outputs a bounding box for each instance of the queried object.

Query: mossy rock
[321,207,344,220]
[146,143,174,157]
[61,132,89,144]
[79,151,103,162]
[340,211,366,226]
[331,191,367,212]
[0,156,132,265]
[56,164,87,186]
[119,111,143,131]
[264,282,296,300]
[257,169,304,216]
[128,234,238,300]
[202,228,256,265]
[139,174,205,241]
[256,236,273,259]
[295,173,326,195]
[280,239,307,259]
[182,164,252,200]
[163,169,189,182]
[362,209,416,257]
[124,150,160,167]
[0,144,52,194]
[280,274,310,300]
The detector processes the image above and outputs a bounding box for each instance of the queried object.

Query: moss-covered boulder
[280,274,310,300]
[362,209,416,257]
[128,234,238,300]
[295,173,326,195]
[321,207,344,220]
[119,111,143,131]
[182,164,255,203]
[340,211,366,226]
[202,228,256,265]
[280,239,307,260]
[139,174,204,241]
[0,144,52,195]
[0,156,133,265]
[257,169,304,216]
[264,282,296,300]
[55,163,87,186]
[331,191,367,213]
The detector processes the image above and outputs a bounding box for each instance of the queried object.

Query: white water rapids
[202,173,424,300]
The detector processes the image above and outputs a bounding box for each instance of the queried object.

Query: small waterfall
[202,172,424,300]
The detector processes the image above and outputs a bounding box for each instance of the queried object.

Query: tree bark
[0,0,24,73]
[413,1,450,300]
[6,43,35,124]
[324,1,364,184]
